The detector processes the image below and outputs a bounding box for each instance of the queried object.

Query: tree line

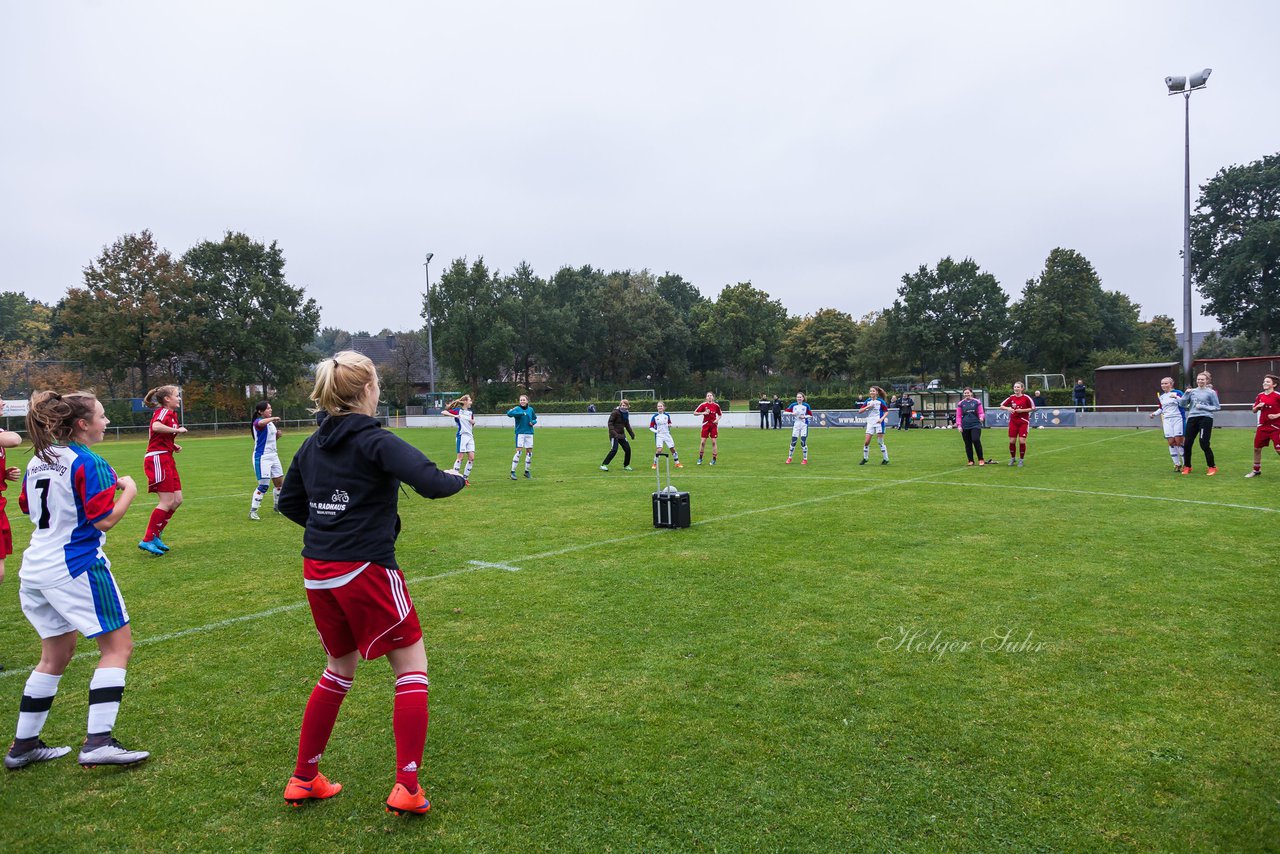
[2,150,1275,405]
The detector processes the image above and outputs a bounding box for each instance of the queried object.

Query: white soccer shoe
[4,739,71,770]
[78,738,150,767]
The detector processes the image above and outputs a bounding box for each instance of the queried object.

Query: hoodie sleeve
[278,442,310,526]
[373,431,467,499]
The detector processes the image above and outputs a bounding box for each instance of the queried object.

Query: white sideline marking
[467,560,523,572]
[0,430,1252,680]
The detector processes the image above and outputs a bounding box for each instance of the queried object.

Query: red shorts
[701,423,718,439]
[303,560,422,660]
[0,504,11,559]
[1008,420,1029,439]
[1254,427,1280,450]
[145,452,182,493]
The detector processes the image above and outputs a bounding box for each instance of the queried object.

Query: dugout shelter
[1190,356,1280,405]
[1093,362,1179,408]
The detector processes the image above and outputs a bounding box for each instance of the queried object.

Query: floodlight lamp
[425,252,434,262]
[1189,68,1212,89]
[1165,75,1187,93]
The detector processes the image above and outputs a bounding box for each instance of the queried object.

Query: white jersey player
[1148,376,1187,471]
[250,401,284,520]
[6,390,149,771]
[649,402,683,468]
[784,392,813,464]
[443,394,477,482]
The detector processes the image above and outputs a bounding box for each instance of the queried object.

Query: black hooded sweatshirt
[278,413,465,568]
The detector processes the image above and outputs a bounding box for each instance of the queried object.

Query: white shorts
[456,435,476,454]
[1162,418,1185,439]
[791,426,808,439]
[865,421,885,436]
[254,454,283,480]
[20,567,130,639]
[655,435,676,450]
[515,434,534,449]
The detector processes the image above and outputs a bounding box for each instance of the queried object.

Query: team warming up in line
[2,367,1277,812]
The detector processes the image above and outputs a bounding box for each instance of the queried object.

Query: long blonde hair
[26,390,99,463]
[312,351,376,417]
[143,385,179,409]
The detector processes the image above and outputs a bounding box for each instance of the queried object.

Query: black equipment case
[652,452,691,528]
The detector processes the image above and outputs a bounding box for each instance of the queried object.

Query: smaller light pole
[423,253,436,400]
[1165,68,1211,382]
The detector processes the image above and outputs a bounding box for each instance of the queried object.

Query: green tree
[498,261,550,388]
[311,327,352,359]
[1135,315,1180,362]
[430,257,510,395]
[779,308,860,381]
[887,257,1007,382]
[1094,290,1141,354]
[1191,152,1280,352]
[1008,248,1105,374]
[851,311,895,383]
[702,282,789,377]
[183,232,320,392]
[59,230,202,394]
[543,265,608,386]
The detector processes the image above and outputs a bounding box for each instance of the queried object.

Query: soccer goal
[619,389,656,401]
[1024,374,1067,390]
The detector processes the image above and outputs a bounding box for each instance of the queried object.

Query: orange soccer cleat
[284,771,343,805]
[385,782,431,815]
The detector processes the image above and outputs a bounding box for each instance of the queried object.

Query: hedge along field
[0,424,1276,852]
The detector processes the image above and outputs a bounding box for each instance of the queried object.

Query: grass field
[0,424,1276,852]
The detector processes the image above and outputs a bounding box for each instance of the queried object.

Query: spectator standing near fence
[758,394,770,429]
[1073,379,1088,412]
[897,393,913,430]
[771,395,782,429]
[1181,372,1219,476]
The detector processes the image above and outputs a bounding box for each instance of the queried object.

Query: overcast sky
[3,1,1277,338]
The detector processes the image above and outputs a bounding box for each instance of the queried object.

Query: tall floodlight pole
[423,253,436,399]
[1165,68,1211,382]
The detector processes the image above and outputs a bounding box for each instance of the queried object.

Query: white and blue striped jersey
[785,401,813,435]
[1157,390,1185,433]
[445,407,475,441]
[253,418,279,461]
[18,444,119,590]
[649,412,673,440]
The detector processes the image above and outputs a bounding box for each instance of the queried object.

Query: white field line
[0,429,1253,680]
[913,479,1280,513]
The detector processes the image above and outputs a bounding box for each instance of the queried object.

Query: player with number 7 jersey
[20,443,120,591]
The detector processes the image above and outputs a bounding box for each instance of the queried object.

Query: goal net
[619,389,655,400]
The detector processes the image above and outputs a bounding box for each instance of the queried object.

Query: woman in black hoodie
[278,351,465,816]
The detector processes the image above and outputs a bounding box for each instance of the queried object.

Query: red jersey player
[139,385,187,555]
[1246,373,1280,478]
[0,427,22,585]
[1000,382,1036,467]
[694,392,722,465]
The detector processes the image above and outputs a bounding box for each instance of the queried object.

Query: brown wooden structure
[1190,356,1280,405]
[1093,362,1179,407]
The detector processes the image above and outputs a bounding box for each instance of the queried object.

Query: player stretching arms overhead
[138,385,187,555]
[249,400,284,520]
[649,401,683,468]
[694,392,721,465]
[1000,382,1036,466]
[1147,377,1186,472]
[278,352,466,815]
[1246,373,1280,478]
[785,392,813,464]
[858,386,890,465]
[6,391,149,770]
[506,395,537,480]
[442,395,476,483]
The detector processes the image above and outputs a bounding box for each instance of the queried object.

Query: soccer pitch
[0,425,1276,852]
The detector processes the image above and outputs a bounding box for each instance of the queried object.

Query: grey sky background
[3,1,1278,337]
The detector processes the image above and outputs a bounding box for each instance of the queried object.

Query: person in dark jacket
[1072,379,1087,412]
[897,393,914,430]
[278,351,465,816]
[758,394,770,428]
[600,399,636,471]
[955,387,987,465]
[771,395,783,428]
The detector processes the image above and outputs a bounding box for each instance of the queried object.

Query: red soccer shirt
[694,401,722,425]
[1001,394,1035,424]
[147,407,179,454]
[1255,391,1280,429]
